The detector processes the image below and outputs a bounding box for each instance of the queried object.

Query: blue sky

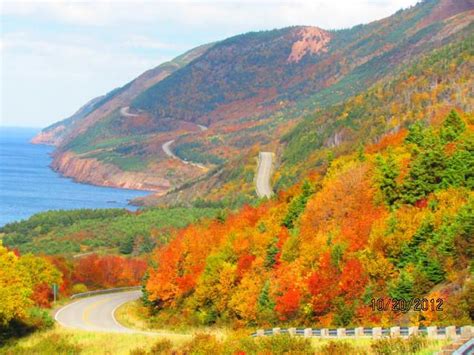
[1,0,419,128]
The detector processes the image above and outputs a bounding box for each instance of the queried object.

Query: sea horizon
[0,126,149,226]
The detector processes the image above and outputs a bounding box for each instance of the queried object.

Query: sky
[1,0,420,128]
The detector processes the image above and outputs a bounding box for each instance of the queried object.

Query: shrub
[71,284,88,295]
[148,339,173,354]
[318,341,359,355]
[406,335,428,353]
[370,338,405,355]
[370,335,429,354]
[181,333,224,354]
[250,335,315,354]
[24,308,54,331]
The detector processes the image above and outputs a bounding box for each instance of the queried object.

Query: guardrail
[251,325,473,340]
[70,286,142,299]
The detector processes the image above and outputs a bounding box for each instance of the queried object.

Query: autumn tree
[0,243,31,325]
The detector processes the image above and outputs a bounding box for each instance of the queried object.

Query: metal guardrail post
[304,328,312,337]
[445,326,456,339]
[460,326,472,338]
[373,327,382,339]
[355,327,364,337]
[427,326,438,338]
[390,326,400,337]
[256,329,264,337]
[321,328,329,337]
[273,327,281,335]
[288,328,297,336]
[337,328,346,337]
[409,326,419,336]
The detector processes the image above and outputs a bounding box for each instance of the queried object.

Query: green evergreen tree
[419,256,445,284]
[282,180,316,229]
[389,271,414,300]
[258,280,275,312]
[119,235,134,254]
[440,110,466,143]
[398,221,434,267]
[405,121,426,146]
[376,153,400,207]
[265,238,279,269]
[401,132,446,204]
[442,150,473,188]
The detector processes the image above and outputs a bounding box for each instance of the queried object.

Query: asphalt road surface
[161,123,207,169]
[120,106,140,117]
[55,290,142,333]
[256,152,274,198]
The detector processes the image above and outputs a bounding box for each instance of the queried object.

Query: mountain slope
[36,0,473,196]
[137,29,473,206]
[32,43,213,146]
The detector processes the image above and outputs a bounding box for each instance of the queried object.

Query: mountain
[33,0,473,196]
[32,43,213,146]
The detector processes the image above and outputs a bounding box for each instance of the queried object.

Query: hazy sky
[1,0,419,128]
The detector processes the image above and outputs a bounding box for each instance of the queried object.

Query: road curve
[256,152,274,198]
[161,123,207,169]
[120,106,139,117]
[55,290,142,333]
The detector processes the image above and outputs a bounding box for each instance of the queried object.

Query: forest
[144,109,473,328]
[0,207,218,255]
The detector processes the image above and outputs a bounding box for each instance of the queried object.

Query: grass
[1,297,449,354]
[0,323,449,355]
[115,300,230,339]
[114,300,152,331]
[114,299,448,354]
[0,325,190,355]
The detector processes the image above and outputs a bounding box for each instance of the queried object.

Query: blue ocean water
[0,127,149,227]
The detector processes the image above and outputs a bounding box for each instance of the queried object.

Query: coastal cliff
[51,151,170,193]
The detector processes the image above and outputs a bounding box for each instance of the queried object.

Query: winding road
[161,122,208,169]
[120,105,274,197]
[120,106,140,118]
[256,152,274,198]
[55,290,142,333]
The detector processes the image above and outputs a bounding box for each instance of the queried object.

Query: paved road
[256,152,274,198]
[120,106,139,117]
[162,139,178,160]
[161,123,207,169]
[55,290,142,333]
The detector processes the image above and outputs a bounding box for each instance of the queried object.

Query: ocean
[0,127,149,227]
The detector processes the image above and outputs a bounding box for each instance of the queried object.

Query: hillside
[144,108,473,328]
[32,0,474,197]
[32,43,213,147]
[124,21,473,328]
[137,31,473,206]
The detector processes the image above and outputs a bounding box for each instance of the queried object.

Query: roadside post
[52,283,58,303]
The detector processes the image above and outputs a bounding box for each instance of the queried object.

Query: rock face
[31,125,66,146]
[51,152,171,193]
[287,27,331,63]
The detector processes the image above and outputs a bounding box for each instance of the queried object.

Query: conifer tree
[401,132,446,204]
[440,109,466,143]
[376,152,400,207]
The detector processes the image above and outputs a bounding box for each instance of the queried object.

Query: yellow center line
[82,297,113,328]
